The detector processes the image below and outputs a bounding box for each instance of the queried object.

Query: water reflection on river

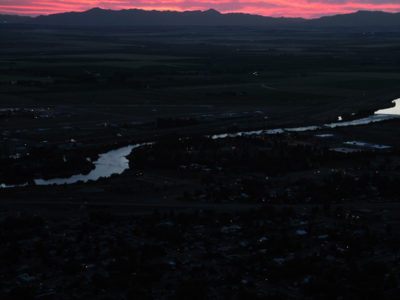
[211,98,400,139]
[1,99,399,188]
[34,143,152,186]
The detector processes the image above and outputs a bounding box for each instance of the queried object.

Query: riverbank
[2,98,399,188]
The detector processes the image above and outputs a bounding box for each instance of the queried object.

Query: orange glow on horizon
[1,1,400,18]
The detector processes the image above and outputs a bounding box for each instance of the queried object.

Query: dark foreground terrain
[1,25,400,298]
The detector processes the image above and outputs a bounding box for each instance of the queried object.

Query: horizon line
[1,7,399,20]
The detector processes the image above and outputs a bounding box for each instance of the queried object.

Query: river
[1,99,399,188]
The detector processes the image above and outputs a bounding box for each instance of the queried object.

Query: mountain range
[1,8,400,29]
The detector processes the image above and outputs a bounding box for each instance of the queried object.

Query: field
[1,25,400,298]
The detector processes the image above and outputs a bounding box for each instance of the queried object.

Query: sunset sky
[1,0,400,18]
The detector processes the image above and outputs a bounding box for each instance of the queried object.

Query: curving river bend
[1,99,399,188]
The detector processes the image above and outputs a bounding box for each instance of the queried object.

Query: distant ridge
[312,10,400,27]
[28,8,305,26]
[1,8,400,28]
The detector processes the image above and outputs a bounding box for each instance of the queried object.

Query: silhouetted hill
[30,8,304,26]
[309,10,400,28]
[1,8,400,29]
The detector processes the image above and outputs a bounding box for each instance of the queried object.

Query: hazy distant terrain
[1,8,400,29]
